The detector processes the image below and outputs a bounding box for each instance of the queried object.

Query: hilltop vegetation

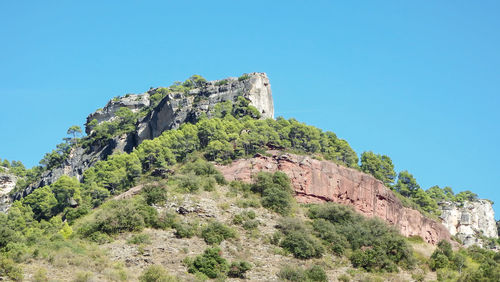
[1,75,498,281]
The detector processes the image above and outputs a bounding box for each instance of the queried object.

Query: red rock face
[217,151,451,245]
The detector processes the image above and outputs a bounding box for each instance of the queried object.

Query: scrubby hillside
[1,74,499,281]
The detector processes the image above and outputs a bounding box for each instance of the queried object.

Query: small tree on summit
[67,125,83,145]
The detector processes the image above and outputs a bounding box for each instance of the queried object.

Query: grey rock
[0,172,17,212]
[439,200,498,247]
[134,72,274,144]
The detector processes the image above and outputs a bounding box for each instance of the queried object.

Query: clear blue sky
[1,1,499,218]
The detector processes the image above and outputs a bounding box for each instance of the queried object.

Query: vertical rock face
[134,72,273,144]
[7,73,274,206]
[217,151,452,245]
[0,172,17,212]
[439,200,498,247]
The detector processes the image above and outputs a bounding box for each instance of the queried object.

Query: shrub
[78,198,159,238]
[181,159,226,185]
[33,268,48,282]
[142,184,168,205]
[338,274,351,282]
[139,265,177,282]
[277,265,306,281]
[311,219,348,255]
[242,220,259,230]
[173,221,197,239]
[215,79,229,86]
[280,231,324,259]
[305,265,328,281]
[228,261,252,278]
[74,271,93,282]
[201,221,236,245]
[0,257,23,281]
[262,187,293,215]
[187,247,229,279]
[238,74,251,81]
[128,233,151,245]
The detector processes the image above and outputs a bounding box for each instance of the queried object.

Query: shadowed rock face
[217,151,452,245]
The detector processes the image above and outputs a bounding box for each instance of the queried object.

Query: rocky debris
[439,200,498,247]
[217,151,452,245]
[0,172,16,212]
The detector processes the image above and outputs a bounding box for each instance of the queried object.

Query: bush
[0,257,23,281]
[262,187,293,215]
[181,159,227,185]
[128,233,151,245]
[201,221,236,245]
[311,219,348,255]
[338,274,351,282]
[33,268,48,282]
[78,198,159,238]
[280,231,324,259]
[173,221,197,238]
[187,247,228,279]
[305,265,328,282]
[307,203,415,272]
[277,265,306,281]
[142,184,168,205]
[139,265,177,282]
[228,261,252,278]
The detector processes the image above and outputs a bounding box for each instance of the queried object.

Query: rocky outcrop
[439,200,498,247]
[134,72,273,144]
[0,172,17,212]
[217,151,452,245]
[9,73,274,205]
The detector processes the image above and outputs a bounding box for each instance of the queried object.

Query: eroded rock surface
[439,200,498,247]
[0,172,17,212]
[134,72,273,144]
[217,152,452,244]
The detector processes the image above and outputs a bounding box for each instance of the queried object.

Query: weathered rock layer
[439,200,498,247]
[217,152,452,244]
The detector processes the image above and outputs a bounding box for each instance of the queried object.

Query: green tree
[455,190,478,202]
[22,186,58,220]
[393,170,420,198]
[360,151,396,186]
[67,125,82,144]
[50,175,82,213]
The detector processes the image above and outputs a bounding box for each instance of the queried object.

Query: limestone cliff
[0,171,16,212]
[9,73,274,203]
[439,200,498,247]
[217,151,452,245]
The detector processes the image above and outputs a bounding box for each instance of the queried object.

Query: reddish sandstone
[217,151,451,245]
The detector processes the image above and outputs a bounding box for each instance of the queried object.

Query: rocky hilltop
[218,151,452,244]
[439,200,498,247]
[11,73,273,201]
